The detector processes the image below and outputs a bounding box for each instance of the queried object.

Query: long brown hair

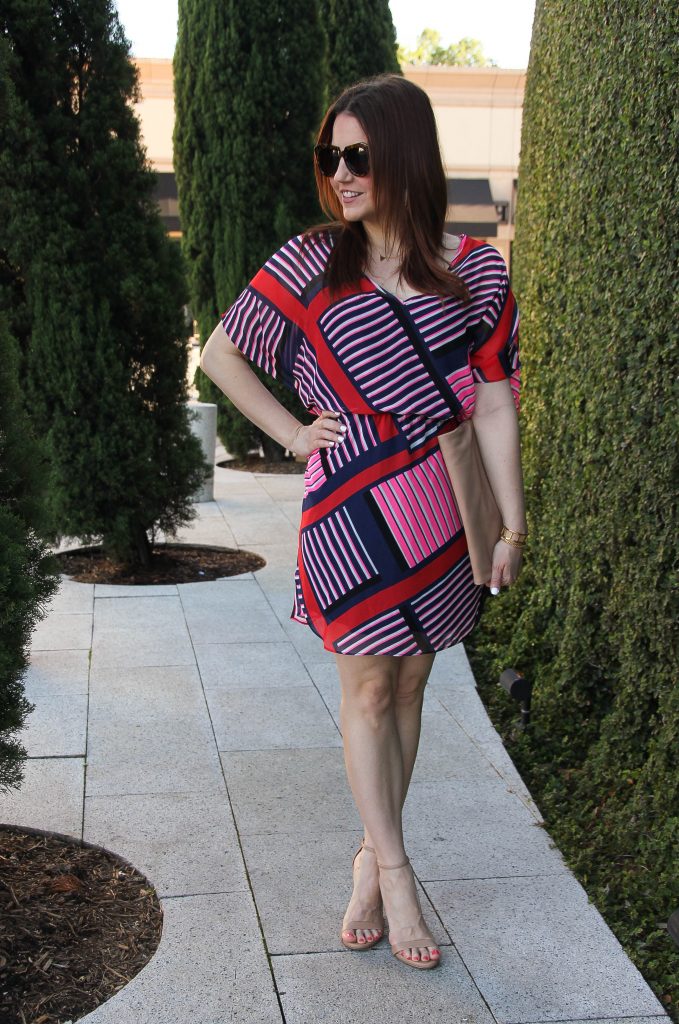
[305,74,471,304]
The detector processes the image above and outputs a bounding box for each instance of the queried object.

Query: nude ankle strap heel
[377,857,441,971]
[340,839,384,951]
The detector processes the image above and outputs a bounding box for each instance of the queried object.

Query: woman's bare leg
[337,652,439,962]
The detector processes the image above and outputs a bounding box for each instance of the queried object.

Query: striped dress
[221,231,520,656]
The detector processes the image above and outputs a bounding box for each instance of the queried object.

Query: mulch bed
[218,456,305,474]
[0,825,163,1024]
[55,543,265,585]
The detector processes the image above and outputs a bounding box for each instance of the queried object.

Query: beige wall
[133,59,525,265]
[134,59,174,173]
[405,67,525,266]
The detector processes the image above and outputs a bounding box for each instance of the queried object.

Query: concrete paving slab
[254,474,305,501]
[21,693,88,757]
[88,662,202,693]
[195,640,309,690]
[228,509,299,546]
[403,777,567,880]
[179,579,288,644]
[279,618,333,665]
[241,830,450,955]
[164,519,239,548]
[410,710,505,784]
[87,706,215,765]
[79,891,281,1024]
[534,1019,671,1024]
[94,583,179,597]
[273,945,496,1024]
[30,611,92,652]
[22,648,90,697]
[305,664,341,728]
[84,790,247,898]
[0,757,84,837]
[48,577,94,613]
[263,589,298,627]
[220,748,360,836]
[277,499,302,528]
[209,684,342,751]
[426,874,668,1021]
[85,753,226,797]
[434,683,545,819]
[427,643,476,687]
[91,595,194,670]
[252,543,299,569]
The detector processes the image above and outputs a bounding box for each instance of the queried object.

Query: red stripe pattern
[221,232,521,655]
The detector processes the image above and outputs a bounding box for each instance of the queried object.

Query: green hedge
[466,0,678,1014]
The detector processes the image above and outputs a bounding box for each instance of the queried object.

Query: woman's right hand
[291,410,346,459]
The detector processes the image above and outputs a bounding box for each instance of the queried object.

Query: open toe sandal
[378,857,441,970]
[340,840,385,950]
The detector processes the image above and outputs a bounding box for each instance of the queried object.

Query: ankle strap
[362,842,376,853]
[377,856,410,870]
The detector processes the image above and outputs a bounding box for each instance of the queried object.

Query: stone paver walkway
[0,455,669,1023]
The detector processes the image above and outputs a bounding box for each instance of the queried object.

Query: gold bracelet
[500,525,528,548]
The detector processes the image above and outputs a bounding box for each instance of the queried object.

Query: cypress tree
[0,306,61,791]
[466,0,678,1006]
[174,0,326,460]
[324,0,401,100]
[0,1,207,567]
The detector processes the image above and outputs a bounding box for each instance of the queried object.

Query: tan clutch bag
[438,419,502,586]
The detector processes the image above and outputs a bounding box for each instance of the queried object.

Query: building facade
[133,59,525,271]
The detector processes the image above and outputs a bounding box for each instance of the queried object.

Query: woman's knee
[394,655,434,705]
[337,656,397,721]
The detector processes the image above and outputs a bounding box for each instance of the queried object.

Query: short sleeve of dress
[468,249,521,413]
[220,235,315,392]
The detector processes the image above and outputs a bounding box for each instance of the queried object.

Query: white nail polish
[490,586,500,595]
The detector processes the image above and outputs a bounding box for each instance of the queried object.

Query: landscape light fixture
[498,668,532,731]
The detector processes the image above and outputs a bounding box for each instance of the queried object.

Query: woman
[200,73,527,971]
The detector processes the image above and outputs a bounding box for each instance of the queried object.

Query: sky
[113,0,537,70]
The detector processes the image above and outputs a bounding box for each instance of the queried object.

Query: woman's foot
[341,841,384,947]
[378,858,440,966]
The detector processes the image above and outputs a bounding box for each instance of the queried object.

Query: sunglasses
[314,142,370,178]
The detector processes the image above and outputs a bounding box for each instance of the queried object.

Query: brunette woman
[200,73,526,970]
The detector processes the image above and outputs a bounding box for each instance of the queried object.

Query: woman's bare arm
[199,322,344,457]
[471,378,527,534]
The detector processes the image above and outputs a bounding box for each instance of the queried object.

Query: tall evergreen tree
[324,0,401,100]
[467,0,678,1007]
[0,307,60,791]
[0,1,207,567]
[174,0,326,459]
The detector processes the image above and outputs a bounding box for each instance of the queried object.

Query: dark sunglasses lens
[315,146,339,177]
[345,146,370,176]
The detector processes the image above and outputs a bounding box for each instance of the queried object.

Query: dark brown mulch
[0,825,163,1024]
[54,543,265,585]
[218,456,305,474]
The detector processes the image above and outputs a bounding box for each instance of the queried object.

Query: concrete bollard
[186,401,217,502]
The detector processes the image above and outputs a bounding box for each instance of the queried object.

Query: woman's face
[330,112,377,225]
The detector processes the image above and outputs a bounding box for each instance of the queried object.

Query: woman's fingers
[315,411,346,445]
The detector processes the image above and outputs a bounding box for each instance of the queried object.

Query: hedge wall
[466,0,678,1014]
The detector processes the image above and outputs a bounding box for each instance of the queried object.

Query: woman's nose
[333,157,352,183]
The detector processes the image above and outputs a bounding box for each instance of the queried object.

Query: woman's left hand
[487,540,524,593]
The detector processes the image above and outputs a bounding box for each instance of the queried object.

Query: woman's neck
[363,221,401,263]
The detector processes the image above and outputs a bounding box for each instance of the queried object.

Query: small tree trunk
[261,434,285,462]
[133,521,153,568]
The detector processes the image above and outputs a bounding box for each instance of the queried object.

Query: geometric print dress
[221,231,520,656]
